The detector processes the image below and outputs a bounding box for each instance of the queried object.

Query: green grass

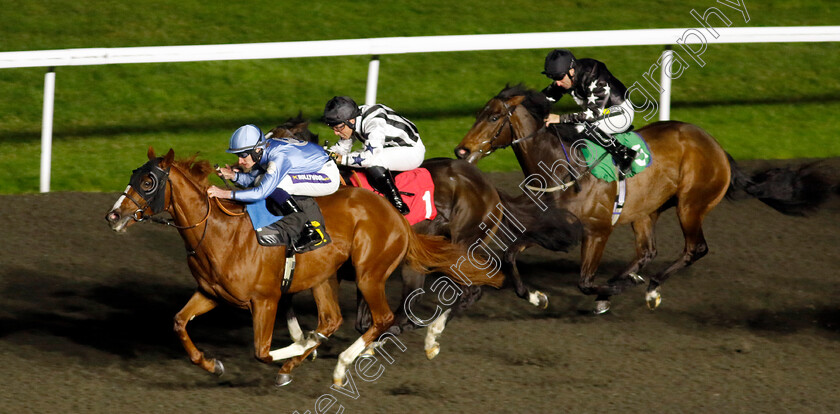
[0,0,838,193]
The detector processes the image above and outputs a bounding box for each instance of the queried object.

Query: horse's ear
[506,95,526,107]
[161,148,175,166]
[147,146,156,160]
[289,118,310,135]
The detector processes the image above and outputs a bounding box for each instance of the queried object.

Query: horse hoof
[362,347,375,357]
[629,272,645,284]
[309,349,318,361]
[213,359,225,377]
[275,373,293,387]
[537,291,549,309]
[333,377,346,389]
[425,343,440,360]
[593,300,610,315]
[646,288,662,310]
[529,290,549,309]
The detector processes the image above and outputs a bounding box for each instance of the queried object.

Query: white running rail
[1,26,838,192]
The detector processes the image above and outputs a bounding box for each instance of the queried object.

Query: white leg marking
[287,314,304,343]
[424,308,451,359]
[528,291,542,306]
[269,337,319,361]
[333,336,367,386]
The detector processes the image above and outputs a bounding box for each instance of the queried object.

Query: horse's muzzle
[105,209,131,232]
[454,147,469,160]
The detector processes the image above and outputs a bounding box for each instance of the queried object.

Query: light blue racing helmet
[226,124,265,154]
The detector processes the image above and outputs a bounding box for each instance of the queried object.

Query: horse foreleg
[578,228,614,314]
[277,277,343,386]
[267,307,319,363]
[505,244,548,309]
[173,291,223,376]
[250,297,279,365]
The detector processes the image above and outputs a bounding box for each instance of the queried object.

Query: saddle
[346,168,438,225]
[580,131,652,182]
[245,196,331,252]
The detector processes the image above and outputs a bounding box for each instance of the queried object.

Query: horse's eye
[142,178,154,190]
[490,115,500,122]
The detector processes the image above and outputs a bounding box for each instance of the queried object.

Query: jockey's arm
[340,120,387,168]
[230,158,292,202]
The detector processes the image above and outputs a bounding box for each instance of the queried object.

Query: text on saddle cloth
[348,167,438,225]
[580,131,652,182]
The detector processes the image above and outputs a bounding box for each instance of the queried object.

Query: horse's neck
[511,111,554,177]
[167,171,213,240]
[513,119,590,193]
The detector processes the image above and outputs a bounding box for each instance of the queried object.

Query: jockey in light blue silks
[207,124,340,251]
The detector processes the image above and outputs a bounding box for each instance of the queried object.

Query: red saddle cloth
[347,168,437,225]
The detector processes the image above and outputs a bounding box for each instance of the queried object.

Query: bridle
[472,99,540,157]
[122,158,215,254]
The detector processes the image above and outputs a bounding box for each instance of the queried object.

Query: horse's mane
[271,113,320,144]
[496,84,551,123]
[496,84,581,145]
[173,155,213,188]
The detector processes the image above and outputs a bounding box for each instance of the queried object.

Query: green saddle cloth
[580,131,652,182]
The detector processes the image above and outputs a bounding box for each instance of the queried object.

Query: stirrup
[292,221,325,252]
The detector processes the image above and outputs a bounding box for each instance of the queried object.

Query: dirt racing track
[1,158,839,413]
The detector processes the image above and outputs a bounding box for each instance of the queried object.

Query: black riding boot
[276,198,324,251]
[592,131,637,176]
[366,166,410,215]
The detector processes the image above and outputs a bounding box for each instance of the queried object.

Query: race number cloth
[348,168,437,225]
[580,131,652,182]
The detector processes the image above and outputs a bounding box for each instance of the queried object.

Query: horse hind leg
[646,207,710,310]
[423,282,482,360]
[333,276,394,387]
[606,213,659,292]
[506,244,549,309]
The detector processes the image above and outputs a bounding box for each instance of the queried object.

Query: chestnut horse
[455,85,827,313]
[268,120,581,358]
[105,148,503,386]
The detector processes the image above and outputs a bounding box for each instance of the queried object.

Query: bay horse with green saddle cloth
[455,85,828,313]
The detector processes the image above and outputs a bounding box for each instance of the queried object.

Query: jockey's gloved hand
[326,150,341,163]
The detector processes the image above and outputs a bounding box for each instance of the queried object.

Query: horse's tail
[403,225,504,289]
[496,189,582,253]
[726,153,832,216]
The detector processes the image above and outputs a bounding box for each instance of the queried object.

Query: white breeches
[595,100,635,135]
[278,161,341,197]
[363,143,426,172]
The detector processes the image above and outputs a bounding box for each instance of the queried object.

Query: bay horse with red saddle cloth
[269,120,582,358]
[105,147,504,386]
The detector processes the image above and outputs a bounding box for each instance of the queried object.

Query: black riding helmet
[323,96,361,127]
[542,49,576,80]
